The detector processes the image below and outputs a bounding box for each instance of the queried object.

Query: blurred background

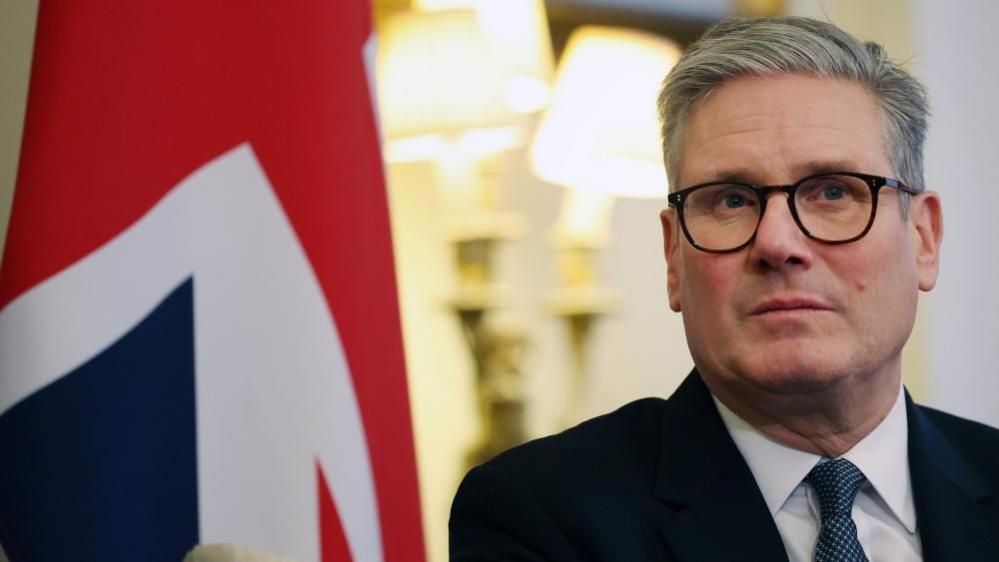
[2,1,997,560]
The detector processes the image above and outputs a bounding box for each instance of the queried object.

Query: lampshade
[376,9,515,142]
[414,0,554,112]
[529,26,682,198]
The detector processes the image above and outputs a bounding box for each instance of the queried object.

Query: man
[450,16,999,562]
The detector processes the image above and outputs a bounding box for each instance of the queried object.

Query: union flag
[0,2,425,561]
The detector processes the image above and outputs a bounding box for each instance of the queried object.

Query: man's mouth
[750,297,833,315]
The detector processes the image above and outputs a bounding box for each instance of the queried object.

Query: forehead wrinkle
[685,104,874,150]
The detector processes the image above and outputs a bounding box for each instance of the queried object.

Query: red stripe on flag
[2,1,424,559]
[318,461,353,562]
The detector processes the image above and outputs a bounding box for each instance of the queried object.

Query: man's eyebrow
[708,168,756,183]
[796,160,863,176]
[705,160,863,185]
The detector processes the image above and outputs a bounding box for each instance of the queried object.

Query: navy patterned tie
[804,459,870,562]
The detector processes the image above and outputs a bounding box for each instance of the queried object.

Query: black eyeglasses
[666,172,919,253]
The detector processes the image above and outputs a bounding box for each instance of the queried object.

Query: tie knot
[804,458,867,520]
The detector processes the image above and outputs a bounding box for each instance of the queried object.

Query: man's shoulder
[919,403,999,436]
[915,402,999,467]
[469,372,718,494]
[450,398,679,560]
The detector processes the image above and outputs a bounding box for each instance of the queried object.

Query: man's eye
[722,194,747,208]
[822,185,846,200]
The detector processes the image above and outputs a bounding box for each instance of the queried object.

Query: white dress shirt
[713,384,922,562]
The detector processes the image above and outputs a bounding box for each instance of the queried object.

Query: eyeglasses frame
[666,171,920,254]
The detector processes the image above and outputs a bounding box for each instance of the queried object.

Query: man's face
[661,74,942,399]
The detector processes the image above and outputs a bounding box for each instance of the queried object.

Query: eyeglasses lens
[794,175,873,241]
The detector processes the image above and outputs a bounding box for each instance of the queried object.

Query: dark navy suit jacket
[450,371,999,561]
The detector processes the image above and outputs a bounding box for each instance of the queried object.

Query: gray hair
[658,16,928,215]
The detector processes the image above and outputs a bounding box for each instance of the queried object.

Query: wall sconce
[529,25,681,426]
[376,5,553,467]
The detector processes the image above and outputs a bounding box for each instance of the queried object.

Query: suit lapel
[907,396,999,562]
[653,372,789,562]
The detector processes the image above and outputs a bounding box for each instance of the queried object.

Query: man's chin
[729,355,851,396]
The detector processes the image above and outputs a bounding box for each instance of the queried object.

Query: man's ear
[909,190,943,291]
[660,208,683,312]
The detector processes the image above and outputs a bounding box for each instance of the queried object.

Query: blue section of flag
[0,278,199,562]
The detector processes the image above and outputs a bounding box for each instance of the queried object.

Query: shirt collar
[713,384,915,533]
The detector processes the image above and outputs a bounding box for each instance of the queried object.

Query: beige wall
[913,0,999,427]
[0,0,37,267]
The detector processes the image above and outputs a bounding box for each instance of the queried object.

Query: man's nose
[747,192,814,271]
